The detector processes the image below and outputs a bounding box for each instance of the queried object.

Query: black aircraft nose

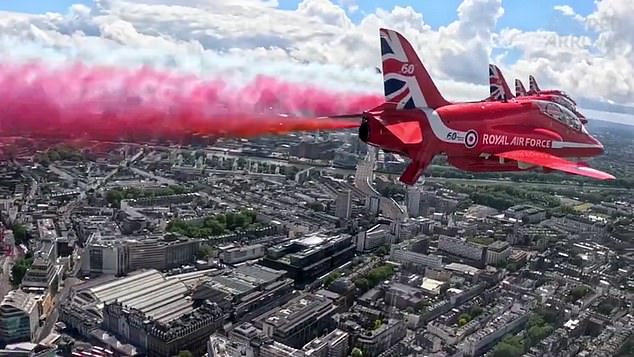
[359,117,369,143]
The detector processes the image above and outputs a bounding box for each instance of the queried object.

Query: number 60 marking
[400,63,415,75]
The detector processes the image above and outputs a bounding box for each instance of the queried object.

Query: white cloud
[0,0,633,123]
[553,4,584,22]
[0,0,504,101]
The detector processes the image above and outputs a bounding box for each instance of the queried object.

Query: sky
[0,0,633,125]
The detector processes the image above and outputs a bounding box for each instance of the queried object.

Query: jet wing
[495,150,615,180]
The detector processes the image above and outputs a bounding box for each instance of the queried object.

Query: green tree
[374,245,389,257]
[350,347,363,357]
[470,304,483,317]
[569,286,591,301]
[177,351,192,357]
[493,336,525,357]
[458,313,472,324]
[493,342,523,357]
[10,255,34,287]
[11,224,28,246]
[373,319,382,330]
[597,302,614,315]
[354,278,369,292]
[571,255,584,266]
[324,272,341,287]
[198,244,216,259]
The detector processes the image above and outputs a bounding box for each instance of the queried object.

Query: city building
[218,243,267,265]
[0,291,39,345]
[261,233,355,288]
[253,294,338,348]
[103,300,225,357]
[336,306,406,357]
[61,269,224,356]
[334,190,352,219]
[389,243,443,270]
[438,235,486,265]
[302,329,349,357]
[486,241,512,265]
[504,205,547,224]
[81,233,200,276]
[355,225,389,253]
[192,264,294,321]
[406,188,421,217]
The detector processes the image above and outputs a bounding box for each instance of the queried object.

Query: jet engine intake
[359,115,370,143]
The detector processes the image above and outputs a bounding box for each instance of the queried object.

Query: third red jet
[348,28,614,185]
[489,65,587,124]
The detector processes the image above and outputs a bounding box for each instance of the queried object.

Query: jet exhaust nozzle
[359,115,369,143]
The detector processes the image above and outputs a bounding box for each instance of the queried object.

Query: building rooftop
[86,232,198,248]
[234,264,285,285]
[488,240,511,251]
[303,329,348,352]
[75,269,193,324]
[262,294,334,334]
[445,263,480,276]
[37,218,58,241]
[421,277,445,293]
[0,290,38,315]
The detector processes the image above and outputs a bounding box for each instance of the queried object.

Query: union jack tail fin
[515,79,527,97]
[528,75,541,93]
[380,28,450,110]
[488,64,514,101]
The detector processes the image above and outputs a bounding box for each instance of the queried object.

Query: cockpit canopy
[552,95,577,113]
[534,100,582,131]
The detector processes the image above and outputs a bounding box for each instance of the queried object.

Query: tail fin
[529,75,541,93]
[489,64,514,101]
[515,79,527,97]
[380,28,450,110]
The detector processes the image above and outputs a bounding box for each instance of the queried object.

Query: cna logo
[464,130,478,149]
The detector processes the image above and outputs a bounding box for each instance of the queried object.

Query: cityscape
[0,119,632,357]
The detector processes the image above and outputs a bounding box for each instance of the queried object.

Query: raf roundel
[465,130,478,149]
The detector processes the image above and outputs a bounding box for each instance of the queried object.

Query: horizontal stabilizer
[495,150,615,180]
[385,120,423,144]
[324,113,364,120]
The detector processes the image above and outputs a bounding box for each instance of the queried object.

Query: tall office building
[406,188,421,217]
[335,190,352,219]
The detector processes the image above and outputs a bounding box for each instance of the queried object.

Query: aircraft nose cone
[592,136,605,155]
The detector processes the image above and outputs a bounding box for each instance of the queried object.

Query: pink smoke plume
[0,61,383,144]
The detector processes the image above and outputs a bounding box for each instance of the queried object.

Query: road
[37,276,79,341]
[129,167,177,185]
[354,148,406,220]
[48,165,75,182]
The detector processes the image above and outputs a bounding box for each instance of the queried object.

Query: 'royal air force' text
[481,134,551,148]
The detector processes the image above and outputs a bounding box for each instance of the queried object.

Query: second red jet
[350,28,614,185]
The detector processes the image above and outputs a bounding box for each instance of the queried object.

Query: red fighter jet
[488,64,588,125]
[347,28,614,185]
[528,75,576,103]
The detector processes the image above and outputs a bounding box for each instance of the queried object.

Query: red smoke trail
[0,61,382,145]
